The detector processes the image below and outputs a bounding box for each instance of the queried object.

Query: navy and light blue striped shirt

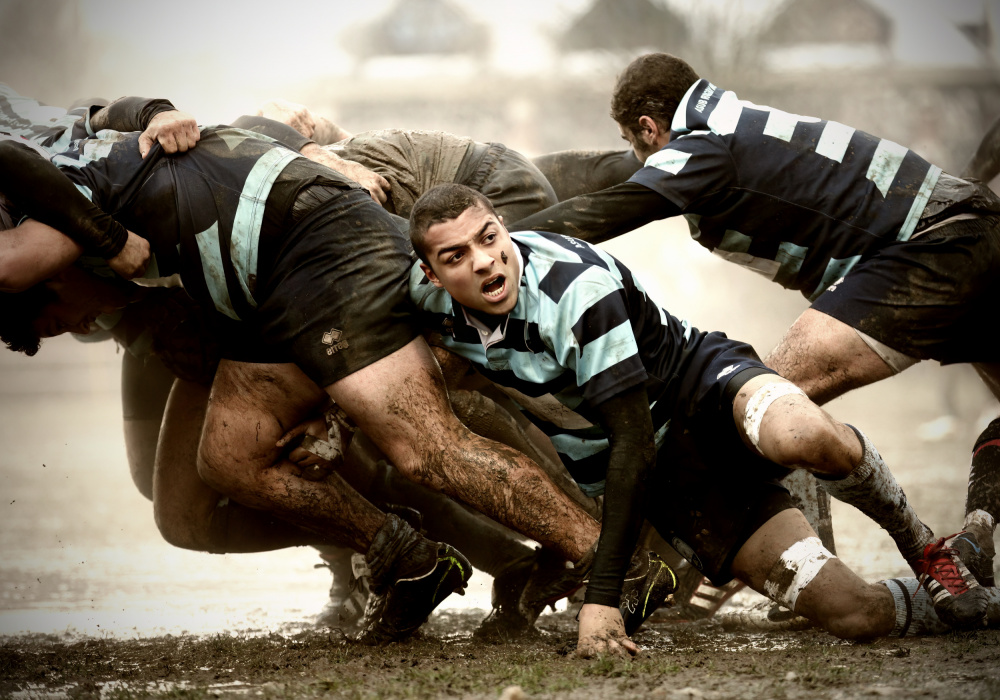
[629,79,943,300]
[49,126,359,320]
[410,230,749,496]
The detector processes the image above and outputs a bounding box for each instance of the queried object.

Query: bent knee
[765,411,853,474]
[153,502,212,552]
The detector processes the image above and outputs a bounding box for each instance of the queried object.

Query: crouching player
[407,184,988,657]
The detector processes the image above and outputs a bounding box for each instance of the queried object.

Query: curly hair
[409,183,498,265]
[611,53,700,135]
[0,283,56,355]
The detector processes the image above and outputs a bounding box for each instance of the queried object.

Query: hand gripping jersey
[49,126,361,319]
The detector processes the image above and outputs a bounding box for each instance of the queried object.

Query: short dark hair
[610,53,700,135]
[0,284,57,355]
[409,184,498,264]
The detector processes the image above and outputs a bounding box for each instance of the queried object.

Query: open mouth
[482,274,506,299]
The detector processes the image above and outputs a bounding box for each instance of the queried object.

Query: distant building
[556,0,690,54]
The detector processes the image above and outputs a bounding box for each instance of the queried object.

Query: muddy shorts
[646,366,795,587]
[457,142,558,223]
[222,187,420,389]
[809,213,1000,365]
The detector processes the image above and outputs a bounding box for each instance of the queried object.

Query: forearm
[0,218,83,291]
[89,96,176,133]
[230,115,315,152]
[0,141,127,258]
[585,387,656,607]
[509,181,676,245]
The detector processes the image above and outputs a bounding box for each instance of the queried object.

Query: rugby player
[408,183,986,656]
[511,52,1000,626]
[0,124,637,642]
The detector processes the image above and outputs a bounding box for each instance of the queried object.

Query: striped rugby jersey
[630,79,943,301]
[0,83,97,154]
[49,126,357,320]
[410,230,745,496]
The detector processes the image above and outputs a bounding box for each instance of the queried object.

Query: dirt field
[3,220,1000,698]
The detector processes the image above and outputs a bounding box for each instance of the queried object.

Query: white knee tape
[763,536,836,611]
[742,381,806,450]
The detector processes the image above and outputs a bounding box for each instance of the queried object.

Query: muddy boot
[475,547,586,641]
[619,551,677,636]
[314,546,371,630]
[356,514,472,645]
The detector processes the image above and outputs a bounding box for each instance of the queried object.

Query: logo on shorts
[716,363,739,380]
[826,276,846,293]
[322,328,350,356]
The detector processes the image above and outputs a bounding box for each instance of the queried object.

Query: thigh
[153,378,218,541]
[324,336,458,487]
[765,308,896,404]
[121,351,176,501]
[199,360,327,480]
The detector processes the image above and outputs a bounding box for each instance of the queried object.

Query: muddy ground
[4,609,1000,699]
[3,221,1000,698]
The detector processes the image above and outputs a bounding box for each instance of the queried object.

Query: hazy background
[1,0,999,638]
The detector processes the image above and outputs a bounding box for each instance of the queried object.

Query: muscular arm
[88,96,176,133]
[0,140,127,258]
[585,385,657,608]
[0,218,82,292]
[508,181,678,244]
[230,114,390,206]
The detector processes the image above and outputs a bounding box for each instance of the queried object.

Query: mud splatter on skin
[377,365,599,562]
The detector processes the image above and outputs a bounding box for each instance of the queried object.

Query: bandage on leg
[762,536,836,611]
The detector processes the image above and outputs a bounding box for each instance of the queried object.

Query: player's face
[420,204,519,317]
[31,267,128,339]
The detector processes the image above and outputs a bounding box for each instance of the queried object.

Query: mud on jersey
[630,79,943,300]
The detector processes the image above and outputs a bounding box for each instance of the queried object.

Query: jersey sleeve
[548,269,648,408]
[0,139,128,257]
[89,96,176,134]
[628,131,735,211]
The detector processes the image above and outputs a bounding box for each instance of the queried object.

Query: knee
[766,411,853,476]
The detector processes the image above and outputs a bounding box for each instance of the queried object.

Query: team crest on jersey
[322,328,349,356]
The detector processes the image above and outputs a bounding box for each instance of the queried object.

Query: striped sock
[880,578,950,636]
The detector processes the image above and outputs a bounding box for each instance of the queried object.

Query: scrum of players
[3,50,1000,658]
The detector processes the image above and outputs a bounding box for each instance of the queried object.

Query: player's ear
[637,116,660,145]
[420,262,444,288]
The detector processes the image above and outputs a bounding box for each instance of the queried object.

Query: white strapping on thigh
[763,536,836,611]
[855,330,919,374]
[742,381,806,449]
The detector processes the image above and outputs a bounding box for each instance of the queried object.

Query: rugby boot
[314,548,370,629]
[909,532,989,629]
[949,530,996,587]
[620,551,677,636]
[516,547,594,626]
[356,514,472,645]
[475,547,586,641]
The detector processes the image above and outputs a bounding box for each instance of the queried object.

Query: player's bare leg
[325,336,601,562]
[733,373,987,628]
[732,508,896,639]
[764,308,896,405]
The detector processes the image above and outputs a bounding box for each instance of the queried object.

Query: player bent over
[408,184,982,656]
